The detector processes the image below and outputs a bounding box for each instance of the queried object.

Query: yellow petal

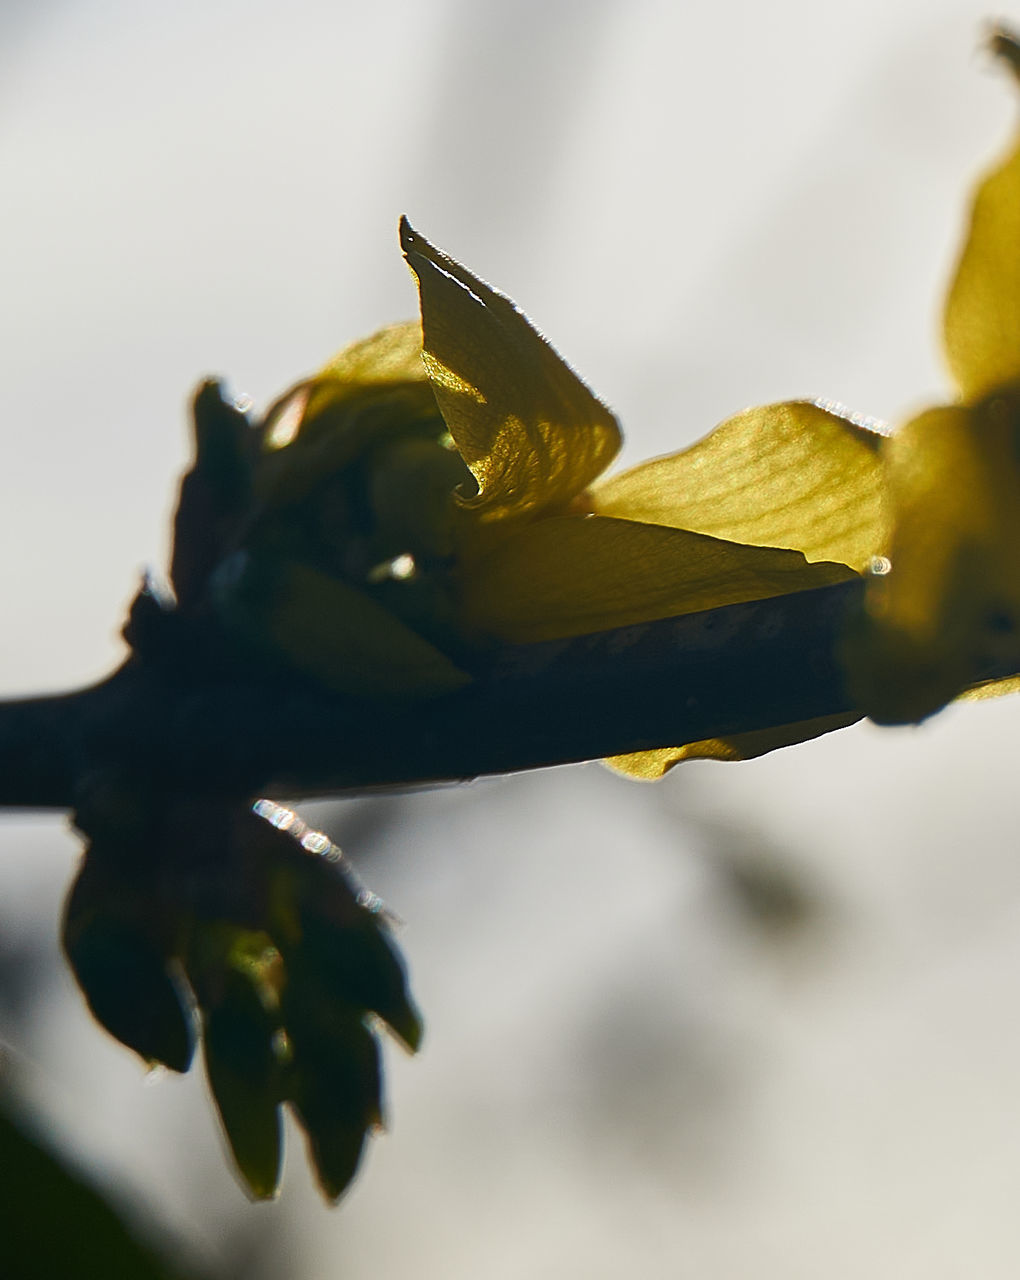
[958,674,1020,702]
[943,129,1020,400]
[593,400,887,571]
[459,514,855,645]
[314,320,427,389]
[254,320,439,508]
[400,218,621,526]
[255,381,444,511]
[848,393,1020,723]
[606,713,860,778]
[261,321,428,448]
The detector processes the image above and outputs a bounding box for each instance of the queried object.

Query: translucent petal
[849,393,1020,723]
[459,514,855,644]
[260,321,427,448]
[314,320,427,389]
[401,218,621,526]
[958,674,1020,702]
[593,400,887,571]
[253,319,439,510]
[944,132,1020,400]
[606,714,860,779]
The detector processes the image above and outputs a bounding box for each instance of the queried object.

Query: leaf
[593,399,887,571]
[401,217,621,528]
[261,808,424,1053]
[943,125,1020,400]
[295,902,423,1053]
[245,801,420,1199]
[282,974,382,1202]
[183,924,285,1200]
[201,969,284,1201]
[848,392,1020,723]
[63,855,194,1073]
[0,1101,189,1279]
[459,513,855,644]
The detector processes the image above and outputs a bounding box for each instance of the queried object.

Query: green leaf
[62,855,194,1073]
[183,924,285,1199]
[201,969,284,1201]
[283,985,382,1203]
[296,901,423,1053]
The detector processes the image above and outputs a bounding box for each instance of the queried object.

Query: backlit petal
[944,130,1020,400]
[849,393,1020,723]
[459,514,854,644]
[314,320,427,389]
[401,218,621,526]
[606,714,860,779]
[593,400,887,571]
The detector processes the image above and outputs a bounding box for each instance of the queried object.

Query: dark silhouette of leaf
[0,1099,194,1279]
[62,856,194,1073]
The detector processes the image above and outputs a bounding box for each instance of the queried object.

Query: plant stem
[0,581,878,811]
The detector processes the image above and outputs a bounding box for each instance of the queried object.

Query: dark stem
[0,580,879,811]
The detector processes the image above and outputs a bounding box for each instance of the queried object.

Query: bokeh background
[3,2,1020,1276]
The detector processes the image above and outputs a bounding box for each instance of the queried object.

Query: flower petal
[255,381,444,511]
[459,514,855,644]
[400,218,621,525]
[943,128,1020,400]
[605,714,860,779]
[313,319,427,390]
[848,393,1020,723]
[261,321,429,451]
[253,321,442,512]
[593,400,887,571]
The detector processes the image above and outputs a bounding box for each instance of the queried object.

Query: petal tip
[398,213,413,249]
[989,23,1020,87]
[399,215,425,261]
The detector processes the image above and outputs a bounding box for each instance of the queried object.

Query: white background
[3,2,1020,1276]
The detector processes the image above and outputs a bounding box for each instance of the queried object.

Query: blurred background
[3,1,1020,1275]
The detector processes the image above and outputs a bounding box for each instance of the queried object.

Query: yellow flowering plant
[3,26,1020,1213]
[195,219,883,781]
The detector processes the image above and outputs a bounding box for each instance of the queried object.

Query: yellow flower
[197,217,895,777]
[846,31,1020,724]
[400,219,891,774]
